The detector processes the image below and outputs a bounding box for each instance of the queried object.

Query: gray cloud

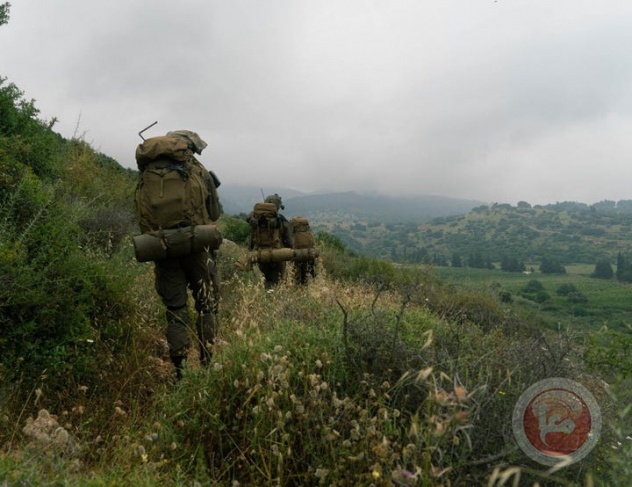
[2,0,632,205]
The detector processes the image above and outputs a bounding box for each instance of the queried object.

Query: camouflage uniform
[293,257,316,285]
[152,130,221,379]
[248,194,293,288]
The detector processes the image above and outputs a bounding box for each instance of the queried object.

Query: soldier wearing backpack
[134,130,222,380]
[290,217,317,285]
[247,193,293,288]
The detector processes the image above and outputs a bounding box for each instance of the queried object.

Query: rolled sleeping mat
[252,247,295,263]
[247,247,320,264]
[291,247,320,262]
[133,225,223,262]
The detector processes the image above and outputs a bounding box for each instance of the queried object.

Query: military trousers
[154,250,219,355]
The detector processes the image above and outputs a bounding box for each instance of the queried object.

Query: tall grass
[10,246,630,485]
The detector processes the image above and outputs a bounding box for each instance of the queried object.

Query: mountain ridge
[219,184,484,222]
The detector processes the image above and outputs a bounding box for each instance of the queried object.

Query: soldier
[135,129,221,380]
[290,216,317,285]
[247,193,293,288]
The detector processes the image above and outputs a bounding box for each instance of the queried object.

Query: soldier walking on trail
[247,193,293,288]
[290,216,317,285]
[134,129,222,380]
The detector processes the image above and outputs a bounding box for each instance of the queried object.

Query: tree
[539,256,566,274]
[593,258,614,279]
[616,252,632,283]
[0,3,10,27]
[556,283,579,296]
[501,255,525,272]
[451,252,462,268]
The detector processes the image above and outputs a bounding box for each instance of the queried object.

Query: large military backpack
[250,202,281,250]
[135,135,211,233]
[290,217,315,249]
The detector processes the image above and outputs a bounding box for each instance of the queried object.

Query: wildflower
[315,468,329,479]
[274,345,283,353]
[315,359,323,368]
[78,385,88,394]
[431,465,451,478]
[455,411,469,423]
[114,406,127,418]
[372,470,381,479]
[454,385,468,401]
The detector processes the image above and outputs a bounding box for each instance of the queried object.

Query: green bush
[557,283,579,296]
[217,214,251,245]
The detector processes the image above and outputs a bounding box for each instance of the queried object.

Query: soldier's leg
[155,259,190,379]
[259,261,285,288]
[165,306,190,379]
[184,251,217,365]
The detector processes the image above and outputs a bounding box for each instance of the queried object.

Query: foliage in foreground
[3,254,632,486]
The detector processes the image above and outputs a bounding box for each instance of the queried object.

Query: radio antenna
[138,121,158,140]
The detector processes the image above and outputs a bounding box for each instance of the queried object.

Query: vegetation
[2,72,632,485]
[309,202,632,275]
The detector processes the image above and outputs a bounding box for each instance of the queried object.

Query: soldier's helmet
[265,193,285,210]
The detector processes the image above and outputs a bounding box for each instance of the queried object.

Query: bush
[557,283,579,296]
[567,291,589,304]
[218,214,251,245]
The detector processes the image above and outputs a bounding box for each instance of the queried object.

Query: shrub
[217,214,250,245]
[557,283,579,296]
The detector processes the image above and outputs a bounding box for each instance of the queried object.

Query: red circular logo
[513,378,601,466]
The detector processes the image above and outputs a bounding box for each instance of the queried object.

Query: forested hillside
[2,71,632,485]
[314,201,632,269]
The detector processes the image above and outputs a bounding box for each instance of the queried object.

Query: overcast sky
[2,1,632,205]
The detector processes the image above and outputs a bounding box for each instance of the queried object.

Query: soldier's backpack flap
[290,217,315,249]
[250,202,281,249]
[135,135,190,170]
[253,202,278,219]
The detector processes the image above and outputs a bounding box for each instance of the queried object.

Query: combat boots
[170,350,188,380]
[166,306,191,380]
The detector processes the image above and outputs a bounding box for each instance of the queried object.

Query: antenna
[138,121,158,140]
[260,188,265,200]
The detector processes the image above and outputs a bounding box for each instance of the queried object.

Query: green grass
[433,265,632,332]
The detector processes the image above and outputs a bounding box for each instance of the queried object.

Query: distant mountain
[284,191,483,223]
[219,185,482,223]
[219,184,306,216]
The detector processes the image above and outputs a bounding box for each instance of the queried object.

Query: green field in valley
[432,264,632,333]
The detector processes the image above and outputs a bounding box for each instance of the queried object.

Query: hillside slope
[308,202,632,264]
